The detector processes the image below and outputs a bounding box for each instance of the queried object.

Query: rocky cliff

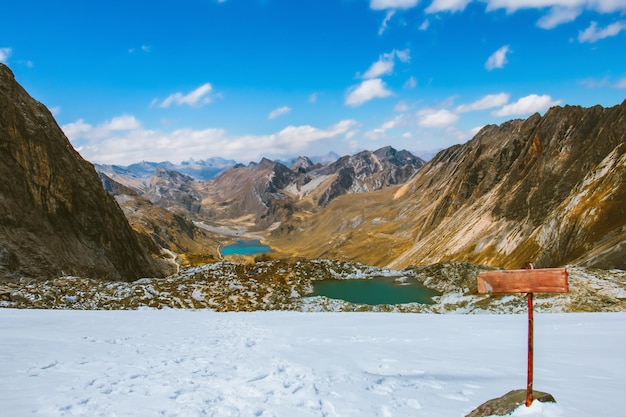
[271,101,626,270]
[0,64,169,280]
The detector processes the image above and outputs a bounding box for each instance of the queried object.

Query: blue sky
[2,0,625,165]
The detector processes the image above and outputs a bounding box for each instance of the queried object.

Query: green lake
[309,277,440,306]
[221,240,272,256]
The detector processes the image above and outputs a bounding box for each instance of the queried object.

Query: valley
[1,62,626,315]
[92,99,626,276]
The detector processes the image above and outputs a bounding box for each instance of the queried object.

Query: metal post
[526,291,534,407]
[525,262,534,407]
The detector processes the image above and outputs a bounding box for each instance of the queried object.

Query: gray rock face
[315,146,425,206]
[466,389,556,417]
[0,64,168,280]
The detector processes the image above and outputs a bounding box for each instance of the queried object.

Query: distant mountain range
[94,151,344,184]
[98,146,425,230]
[95,157,237,184]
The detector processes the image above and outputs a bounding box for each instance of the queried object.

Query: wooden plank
[477,268,569,294]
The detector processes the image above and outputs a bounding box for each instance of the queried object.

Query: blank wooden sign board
[478,268,569,294]
[477,266,569,407]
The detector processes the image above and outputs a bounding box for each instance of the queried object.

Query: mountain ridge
[270,101,626,270]
[96,146,425,231]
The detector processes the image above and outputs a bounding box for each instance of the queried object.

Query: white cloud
[592,0,626,13]
[426,0,473,13]
[395,49,411,62]
[379,10,396,35]
[537,6,582,28]
[470,125,485,136]
[578,20,626,43]
[615,77,626,88]
[363,56,395,79]
[62,119,94,142]
[484,0,559,13]
[484,0,626,14]
[158,83,214,108]
[394,100,410,112]
[106,115,142,130]
[456,93,510,112]
[403,76,417,88]
[362,49,410,79]
[268,106,291,119]
[62,115,142,143]
[381,114,409,129]
[445,126,474,142]
[63,115,358,165]
[129,45,152,54]
[345,78,393,106]
[485,45,510,71]
[417,108,459,127]
[491,94,561,117]
[0,47,12,63]
[363,128,388,140]
[419,19,430,30]
[309,93,318,103]
[578,77,610,88]
[481,0,626,28]
[49,106,61,117]
[370,0,420,10]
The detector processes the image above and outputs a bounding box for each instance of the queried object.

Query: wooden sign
[477,265,569,407]
[477,268,569,294]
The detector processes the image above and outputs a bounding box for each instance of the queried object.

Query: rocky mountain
[143,167,204,214]
[202,158,298,228]
[99,174,224,267]
[0,64,169,281]
[310,146,425,207]
[271,101,626,270]
[201,146,424,226]
[97,147,424,231]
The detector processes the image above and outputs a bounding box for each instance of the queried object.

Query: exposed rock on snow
[466,389,556,417]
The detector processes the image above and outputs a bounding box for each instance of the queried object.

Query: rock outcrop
[0,64,169,280]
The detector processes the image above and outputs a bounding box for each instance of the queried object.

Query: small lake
[309,277,440,306]
[220,240,272,256]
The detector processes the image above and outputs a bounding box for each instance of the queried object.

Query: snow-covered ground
[1,310,624,417]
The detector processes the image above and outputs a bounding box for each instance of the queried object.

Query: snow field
[0,310,624,417]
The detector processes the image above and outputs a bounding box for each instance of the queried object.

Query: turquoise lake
[309,277,440,306]
[220,240,272,256]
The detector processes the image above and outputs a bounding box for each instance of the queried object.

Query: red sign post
[477,264,569,407]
